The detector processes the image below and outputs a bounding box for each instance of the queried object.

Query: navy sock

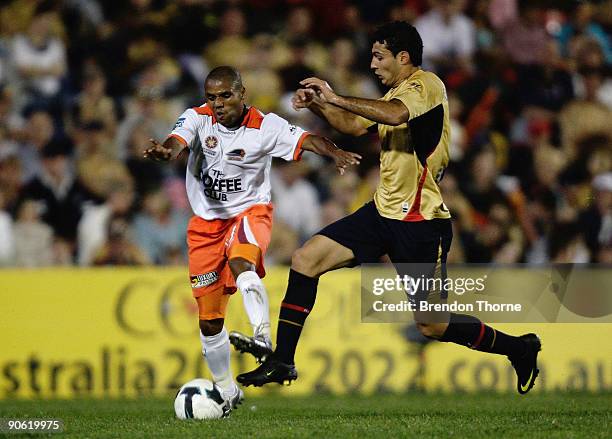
[274,269,319,364]
[440,313,526,357]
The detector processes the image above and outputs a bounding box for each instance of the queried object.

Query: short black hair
[205,66,243,91]
[42,137,73,158]
[547,221,581,260]
[372,21,423,67]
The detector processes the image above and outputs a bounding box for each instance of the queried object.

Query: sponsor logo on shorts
[190,271,219,288]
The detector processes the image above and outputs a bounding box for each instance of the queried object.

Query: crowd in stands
[0,0,610,267]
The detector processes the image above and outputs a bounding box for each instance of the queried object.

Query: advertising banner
[1,267,610,398]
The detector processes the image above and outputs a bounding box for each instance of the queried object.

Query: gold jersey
[360,69,451,221]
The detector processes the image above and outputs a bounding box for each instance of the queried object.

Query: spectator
[277,6,329,73]
[548,221,590,263]
[278,38,317,95]
[267,220,299,265]
[448,92,467,161]
[92,214,149,266]
[571,38,612,109]
[0,149,22,213]
[558,77,612,162]
[12,199,54,267]
[133,189,189,264]
[515,41,574,112]
[17,137,96,246]
[349,166,380,213]
[415,0,476,73]
[579,172,612,262]
[321,171,359,226]
[337,3,371,63]
[204,7,251,70]
[68,67,117,137]
[242,34,283,112]
[470,0,498,54]
[0,0,40,39]
[460,147,508,218]
[115,81,178,160]
[125,120,165,195]
[323,38,379,99]
[556,0,612,64]
[497,0,549,66]
[11,7,67,104]
[271,160,321,242]
[16,109,55,183]
[0,192,14,265]
[77,185,135,266]
[276,38,322,131]
[75,120,132,198]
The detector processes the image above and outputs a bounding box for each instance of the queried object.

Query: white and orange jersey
[169,104,309,220]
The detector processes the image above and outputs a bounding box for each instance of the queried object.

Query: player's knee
[416,322,445,339]
[199,318,224,336]
[291,246,319,277]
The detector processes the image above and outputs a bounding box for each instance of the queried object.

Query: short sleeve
[261,113,309,161]
[356,115,376,130]
[393,79,440,121]
[168,108,199,148]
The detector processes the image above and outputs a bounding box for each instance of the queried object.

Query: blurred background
[0,0,610,268]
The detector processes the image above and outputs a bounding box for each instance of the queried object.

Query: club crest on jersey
[226,149,246,161]
[190,271,219,288]
[204,136,218,149]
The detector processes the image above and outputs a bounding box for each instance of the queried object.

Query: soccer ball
[174,378,228,420]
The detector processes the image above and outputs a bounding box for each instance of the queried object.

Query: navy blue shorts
[317,201,452,265]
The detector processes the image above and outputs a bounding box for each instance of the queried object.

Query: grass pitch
[1,393,609,438]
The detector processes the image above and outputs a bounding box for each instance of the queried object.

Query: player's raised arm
[301,135,362,175]
[300,77,410,126]
[143,137,187,162]
[292,88,372,137]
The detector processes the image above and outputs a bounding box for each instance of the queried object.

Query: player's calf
[434,313,542,394]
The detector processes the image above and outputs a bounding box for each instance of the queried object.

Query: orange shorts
[188,204,273,320]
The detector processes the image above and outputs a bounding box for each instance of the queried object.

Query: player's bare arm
[293,88,370,137]
[300,77,410,126]
[301,135,362,175]
[143,137,186,162]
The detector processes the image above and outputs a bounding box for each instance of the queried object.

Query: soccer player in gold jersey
[237,21,541,395]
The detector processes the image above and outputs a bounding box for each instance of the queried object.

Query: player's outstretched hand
[143,139,172,161]
[292,88,316,110]
[333,149,361,175]
[300,77,338,104]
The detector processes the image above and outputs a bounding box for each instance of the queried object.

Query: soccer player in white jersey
[144,66,361,413]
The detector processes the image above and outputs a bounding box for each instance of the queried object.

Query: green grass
[0,393,610,438]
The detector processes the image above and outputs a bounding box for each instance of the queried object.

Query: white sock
[236,270,271,341]
[200,327,235,394]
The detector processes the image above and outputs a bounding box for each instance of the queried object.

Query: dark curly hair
[372,21,423,67]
